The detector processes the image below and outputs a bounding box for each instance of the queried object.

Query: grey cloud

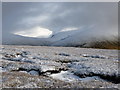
[0,1,1,23]
[2,2,118,36]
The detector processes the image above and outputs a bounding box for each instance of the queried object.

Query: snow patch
[61,27,78,32]
[50,71,101,82]
[81,54,107,59]
[41,65,56,72]
[50,71,80,82]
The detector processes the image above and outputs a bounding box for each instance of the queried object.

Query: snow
[81,54,108,59]
[19,82,38,88]
[50,71,101,82]
[2,54,22,61]
[50,71,80,82]
[1,45,119,88]
[40,65,56,72]
[0,67,2,72]
[61,27,78,32]
[19,71,28,74]
[3,27,117,46]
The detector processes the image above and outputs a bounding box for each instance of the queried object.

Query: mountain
[51,29,114,45]
[2,33,52,46]
[50,29,119,49]
[50,30,81,44]
[2,30,119,49]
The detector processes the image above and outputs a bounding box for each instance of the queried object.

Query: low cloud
[2,2,118,43]
[14,26,52,38]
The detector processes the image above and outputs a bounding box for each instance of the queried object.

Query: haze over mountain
[2,2,118,48]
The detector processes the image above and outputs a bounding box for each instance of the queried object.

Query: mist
[2,2,118,46]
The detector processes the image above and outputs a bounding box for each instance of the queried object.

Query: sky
[0,1,2,44]
[2,2,118,38]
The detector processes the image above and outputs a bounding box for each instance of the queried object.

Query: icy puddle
[50,71,100,82]
[50,71,80,82]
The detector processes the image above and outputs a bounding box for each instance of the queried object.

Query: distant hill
[2,30,119,50]
[2,33,51,46]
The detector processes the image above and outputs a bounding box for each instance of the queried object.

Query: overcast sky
[2,2,118,38]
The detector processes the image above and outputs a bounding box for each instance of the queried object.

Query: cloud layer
[2,2,118,44]
[14,26,52,38]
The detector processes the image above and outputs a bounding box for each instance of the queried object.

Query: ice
[50,71,80,82]
[0,67,2,72]
[40,65,56,72]
[28,70,39,76]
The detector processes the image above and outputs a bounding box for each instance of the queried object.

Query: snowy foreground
[0,45,120,88]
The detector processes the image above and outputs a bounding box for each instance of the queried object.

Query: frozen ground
[0,45,120,88]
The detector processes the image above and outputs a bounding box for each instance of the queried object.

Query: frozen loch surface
[0,45,119,88]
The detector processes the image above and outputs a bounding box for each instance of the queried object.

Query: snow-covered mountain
[50,29,118,47]
[50,30,81,44]
[2,33,52,46]
[2,29,118,49]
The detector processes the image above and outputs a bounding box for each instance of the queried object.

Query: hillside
[2,30,119,50]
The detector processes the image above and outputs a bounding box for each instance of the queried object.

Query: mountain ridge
[2,30,119,49]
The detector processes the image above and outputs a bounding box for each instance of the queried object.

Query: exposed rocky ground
[0,45,120,89]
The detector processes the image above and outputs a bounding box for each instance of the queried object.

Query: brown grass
[87,37,120,50]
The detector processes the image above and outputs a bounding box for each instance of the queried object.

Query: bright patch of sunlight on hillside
[14,26,52,38]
